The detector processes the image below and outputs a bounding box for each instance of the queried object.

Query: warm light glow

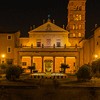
[94,54,98,58]
[1,54,5,58]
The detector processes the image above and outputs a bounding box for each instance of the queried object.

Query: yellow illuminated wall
[0,34,15,64]
[55,57,64,72]
[22,56,31,68]
[26,21,71,47]
[66,57,76,73]
[33,57,42,72]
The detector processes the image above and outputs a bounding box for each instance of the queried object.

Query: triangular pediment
[29,21,67,33]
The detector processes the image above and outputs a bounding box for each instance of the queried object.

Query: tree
[76,64,92,81]
[6,65,22,81]
[0,64,7,74]
[91,58,100,77]
[60,63,70,73]
[28,65,35,73]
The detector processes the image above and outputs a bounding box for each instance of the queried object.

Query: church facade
[1,0,99,73]
[14,20,81,73]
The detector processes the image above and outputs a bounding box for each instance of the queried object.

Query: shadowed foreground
[0,78,100,100]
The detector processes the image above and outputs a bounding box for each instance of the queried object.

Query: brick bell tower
[67,0,86,47]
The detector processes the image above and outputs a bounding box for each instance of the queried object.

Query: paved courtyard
[0,76,100,100]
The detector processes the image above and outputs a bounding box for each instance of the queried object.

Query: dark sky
[0,0,100,37]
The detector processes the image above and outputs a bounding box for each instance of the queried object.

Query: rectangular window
[56,42,61,47]
[7,35,12,40]
[73,33,75,37]
[78,33,81,37]
[7,47,11,53]
[36,39,41,47]
[56,39,61,47]
[37,42,41,47]
[22,62,27,66]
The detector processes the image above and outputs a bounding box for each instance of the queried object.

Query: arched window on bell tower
[78,33,82,37]
[79,15,82,20]
[79,25,82,29]
[73,24,75,30]
[73,33,76,37]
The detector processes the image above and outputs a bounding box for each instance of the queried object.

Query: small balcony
[18,44,81,52]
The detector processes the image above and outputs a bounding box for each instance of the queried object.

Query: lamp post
[1,54,5,58]
[94,54,98,58]
[94,54,98,60]
[1,54,6,64]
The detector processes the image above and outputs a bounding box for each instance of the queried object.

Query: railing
[17,44,81,52]
[17,44,80,49]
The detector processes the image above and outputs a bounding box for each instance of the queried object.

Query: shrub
[91,59,100,77]
[0,64,7,74]
[6,65,22,81]
[76,64,92,81]
[28,65,35,73]
[60,63,70,73]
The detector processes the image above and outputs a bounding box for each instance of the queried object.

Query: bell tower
[67,0,86,46]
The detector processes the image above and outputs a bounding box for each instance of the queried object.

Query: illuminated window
[79,25,82,29]
[76,25,78,29]
[78,33,81,37]
[73,33,75,37]
[7,35,12,40]
[73,25,75,29]
[73,14,81,21]
[75,14,79,20]
[79,15,82,20]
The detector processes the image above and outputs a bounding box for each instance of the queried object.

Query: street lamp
[1,54,6,64]
[1,54,5,58]
[94,54,98,59]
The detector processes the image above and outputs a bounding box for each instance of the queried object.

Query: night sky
[0,0,100,37]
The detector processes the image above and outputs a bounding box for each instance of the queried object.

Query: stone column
[31,56,33,66]
[64,56,66,64]
[53,57,55,72]
[19,56,22,66]
[75,56,79,70]
[17,51,20,65]
[42,56,44,72]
